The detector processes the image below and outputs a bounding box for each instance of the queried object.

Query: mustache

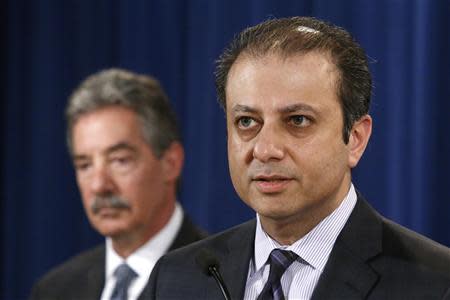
[91,195,130,214]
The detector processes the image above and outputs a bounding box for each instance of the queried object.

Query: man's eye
[74,162,91,171]
[112,157,131,165]
[237,117,255,129]
[288,115,310,127]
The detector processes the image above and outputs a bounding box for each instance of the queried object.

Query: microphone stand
[208,265,231,300]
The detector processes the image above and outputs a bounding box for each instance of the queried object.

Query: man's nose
[90,165,114,196]
[252,124,285,162]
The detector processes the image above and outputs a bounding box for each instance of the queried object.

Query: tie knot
[114,263,137,283]
[268,249,298,277]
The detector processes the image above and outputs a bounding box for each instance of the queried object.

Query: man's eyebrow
[230,103,317,115]
[72,154,88,162]
[279,103,317,114]
[230,104,259,114]
[72,142,137,161]
[105,142,137,155]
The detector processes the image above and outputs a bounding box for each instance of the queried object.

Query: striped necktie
[257,249,298,300]
[110,263,137,300]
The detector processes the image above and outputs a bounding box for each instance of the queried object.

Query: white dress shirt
[244,184,357,300]
[100,202,183,300]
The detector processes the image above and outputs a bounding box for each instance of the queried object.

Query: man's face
[72,106,180,241]
[226,52,368,227]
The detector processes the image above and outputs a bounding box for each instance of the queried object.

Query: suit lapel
[310,242,379,300]
[311,196,382,300]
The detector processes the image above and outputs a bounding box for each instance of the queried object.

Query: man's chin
[98,227,128,239]
[254,202,302,222]
[91,217,129,238]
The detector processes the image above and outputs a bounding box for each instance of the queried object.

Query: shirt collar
[253,184,357,273]
[105,202,183,281]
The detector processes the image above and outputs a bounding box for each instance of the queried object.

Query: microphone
[195,249,231,300]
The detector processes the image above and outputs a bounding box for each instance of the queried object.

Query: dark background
[2,0,449,299]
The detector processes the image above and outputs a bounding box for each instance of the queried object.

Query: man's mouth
[252,175,292,194]
[95,207,122,218]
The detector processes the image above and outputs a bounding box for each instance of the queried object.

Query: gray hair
[66,68,180,157]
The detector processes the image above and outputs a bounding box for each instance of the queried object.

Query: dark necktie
[110,263,138,300]
[257,249,299,300]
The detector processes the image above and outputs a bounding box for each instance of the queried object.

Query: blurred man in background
[31,68,206,300]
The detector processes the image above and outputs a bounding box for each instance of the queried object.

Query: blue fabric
[111,264,137,300]
[2,1,449,299]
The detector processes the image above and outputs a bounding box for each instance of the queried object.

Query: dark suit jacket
[146,195,450,299]
[30,215,206,300]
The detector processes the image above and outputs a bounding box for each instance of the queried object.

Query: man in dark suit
[30,69,206,300]
[146,17,450,299]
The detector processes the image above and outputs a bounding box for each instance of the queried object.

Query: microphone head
[195,248,220,276]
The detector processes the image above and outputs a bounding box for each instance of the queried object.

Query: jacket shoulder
[30,245,104,299]
[164,219,255,260]
[381,217,450,278]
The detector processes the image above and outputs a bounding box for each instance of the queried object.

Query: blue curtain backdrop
[2,0,449,298]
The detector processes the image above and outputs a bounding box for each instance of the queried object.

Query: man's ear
[347,114,372,168]
[161,141,184,183]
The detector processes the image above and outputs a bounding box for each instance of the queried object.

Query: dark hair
[66,68,180,157]
[215,16,372,143]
